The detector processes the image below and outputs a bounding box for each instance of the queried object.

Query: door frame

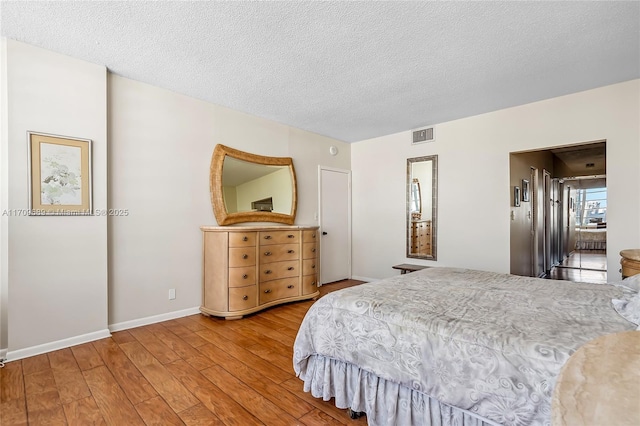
[318,166,352,286]
[530,167,539,277]
[543,169,552,274]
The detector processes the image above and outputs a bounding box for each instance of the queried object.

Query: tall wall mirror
[407,155,437,260]
[210,144,297,225]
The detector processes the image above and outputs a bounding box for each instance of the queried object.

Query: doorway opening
[509,141,606,284]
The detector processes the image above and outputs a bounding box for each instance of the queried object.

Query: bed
[574,227,606,250]
[293,267,639,426]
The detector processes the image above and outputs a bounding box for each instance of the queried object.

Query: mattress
[293,267,635,425]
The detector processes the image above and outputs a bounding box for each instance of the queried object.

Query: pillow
[622,274,640,292]
[612,292,640,327]
[611,274,640,293]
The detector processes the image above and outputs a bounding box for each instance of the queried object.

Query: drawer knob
[242,236,248,241]
[287,284,294,289]
[311,248,316,252]
[242,274,248,279]
[311,265,315,269]
[312,281,316,286]
[287,266,294,271]
[312,233,316,238]
[265,270,272,274]
[287,234,294,238]
[264,235,272,240]
[242,295,248,300]
[287,250,294,254]
[264,289,272,293]
[243,254,248,259]
[264,251,272,256]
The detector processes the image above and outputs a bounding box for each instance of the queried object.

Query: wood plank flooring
[548,250,608,284]
[0,280,367,426]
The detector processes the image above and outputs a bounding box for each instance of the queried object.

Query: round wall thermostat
[329,145,338,156]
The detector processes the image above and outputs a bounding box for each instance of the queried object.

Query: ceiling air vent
[412,127,435,144]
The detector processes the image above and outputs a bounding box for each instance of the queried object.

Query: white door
[319,167,351,284]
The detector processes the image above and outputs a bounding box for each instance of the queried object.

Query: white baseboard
[109,306,201,333]
[350,275,375,282]
[2,307,202,363]
[6,328,111,362]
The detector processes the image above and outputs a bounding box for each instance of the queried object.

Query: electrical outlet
[169,288,176,300]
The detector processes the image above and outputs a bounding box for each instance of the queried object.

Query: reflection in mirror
[410,178,421,217]
[407,156,437,260]
[222,156,293,215]
[210,144,297,225]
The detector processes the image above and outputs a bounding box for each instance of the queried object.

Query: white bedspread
[293,268,635,426]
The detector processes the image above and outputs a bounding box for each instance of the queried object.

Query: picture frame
[514,186,521,207]
[28,132,92,215]
[521,179,530,202]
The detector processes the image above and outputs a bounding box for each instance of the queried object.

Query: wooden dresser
[410,220,432,256]
[200,225,320,319]
[620,249,640,278]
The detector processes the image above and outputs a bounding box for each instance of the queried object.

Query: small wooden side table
[392,264,430,274]
[551,331,640,426]
[620,249,640,278]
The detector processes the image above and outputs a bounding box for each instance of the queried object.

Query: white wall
[2,40,109,356]
[352,80,640,281]
[108,74,350,326]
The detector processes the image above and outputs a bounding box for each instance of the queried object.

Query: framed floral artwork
[28,132,92,215]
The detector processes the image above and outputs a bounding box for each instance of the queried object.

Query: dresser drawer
[229,247,256,267]
[302,274,318,295]
[259,260,299,282]
[302,229,318,243]
[302,242,318,260]
[259,278,299,304]
[260,243,299,264]
[259,230,300,245]
[229,266,256,287]
[228,286,257,311]
[302,258,317,276]
[229,232,256,247]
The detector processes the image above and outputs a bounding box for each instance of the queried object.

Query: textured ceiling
[1,1,639,143]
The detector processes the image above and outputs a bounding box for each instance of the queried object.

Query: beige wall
[1,39,8,358]
[2,40,109,356]
[108,74,350,327]
[352,80,640,281]
[1,39,350,357]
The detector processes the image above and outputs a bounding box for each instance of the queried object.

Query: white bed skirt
[575,240,606,250]
[299,354,497,426]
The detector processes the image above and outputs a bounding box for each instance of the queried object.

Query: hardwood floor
[548,250,608,284]
[0,279,366,426]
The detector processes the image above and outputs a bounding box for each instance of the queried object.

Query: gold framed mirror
[210,144,297,225]
[406,155,437,260]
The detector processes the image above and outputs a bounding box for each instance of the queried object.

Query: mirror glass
[407,156,437,260]
[222,157,293,215]
[210,144,297,225]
